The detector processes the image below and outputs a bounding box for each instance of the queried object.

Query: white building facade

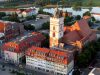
[26,56,74,75]
[50,8,64,48]
[21,9,37,17]
[26,46,74,75]
[3,51,24,63]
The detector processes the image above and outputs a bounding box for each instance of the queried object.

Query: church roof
[63,30,82,43]
[63,19,95,45]
[75,19,92,37]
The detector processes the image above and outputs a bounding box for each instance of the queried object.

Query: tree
[42,22,50,29]
[83,11,91,16]
[91,17,96,22]
[88,0,93,6]
[77,53,88,67]
[76,15,81,20]
[72,1,82,11]
[88,20,93,27]
[72,69,81,75]
[42,34,49,48]
[24,25,35,31]
[26,15,36,20]
[0,12,6,19]
[76,40,100,68]
[64,16,74,26]
[7,12,20,22]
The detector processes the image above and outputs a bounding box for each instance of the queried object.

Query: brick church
[50,8,96,51]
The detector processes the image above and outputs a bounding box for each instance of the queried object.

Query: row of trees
[83,11,96,27]
[64,15,81,26]
[0,12,6,19]
[64,11,96,27]
[2,12,20,22]
[76,39,100,68]
[34,0,94,7]
[24,25,35,31]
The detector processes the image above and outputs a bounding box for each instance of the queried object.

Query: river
[43,7,100,20]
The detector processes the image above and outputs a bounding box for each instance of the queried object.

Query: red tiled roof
[63,30,82,43]
[26,46,72,65]
[63,19,96,46]
[2,42,19,53]
[75,19,92,37]
[2,32,46,53]
[0,8,20,12]
[24,9,34,13]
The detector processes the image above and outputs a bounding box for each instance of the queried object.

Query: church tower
[50,8,64,48]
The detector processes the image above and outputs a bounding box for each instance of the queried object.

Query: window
[53,26,55,30]
[53,32,55,37]
[57,73,64,75]
[46,70,49,72]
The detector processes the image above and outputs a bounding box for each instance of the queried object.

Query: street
[0,59,47,75]
[23,17,49,30]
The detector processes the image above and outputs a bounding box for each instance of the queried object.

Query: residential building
[0,8,20,15]
[0,20,24,42]
[0,8,37,17]
[26,46,74,75]
[1,32,45,63]
[21,8,37,17]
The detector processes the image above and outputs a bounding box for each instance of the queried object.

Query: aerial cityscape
[0,0,100,75]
